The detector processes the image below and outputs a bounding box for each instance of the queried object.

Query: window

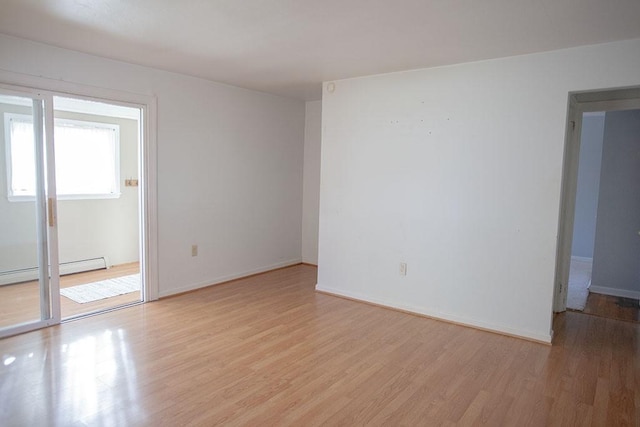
[5,113,120,200]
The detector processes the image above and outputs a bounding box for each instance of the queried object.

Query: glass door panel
[0,90,57,337]
[52,96,143,319]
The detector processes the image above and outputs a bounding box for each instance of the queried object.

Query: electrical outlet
[399,262,407,276]
[191,245,198,257]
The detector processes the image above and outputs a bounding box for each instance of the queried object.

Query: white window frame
[4,112,121,201]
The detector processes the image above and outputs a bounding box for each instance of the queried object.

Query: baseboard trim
[315,285,552,345]
[159,258,302,298]
[301,262,318,267]
[589,286,640,300]
[0,257,108,286]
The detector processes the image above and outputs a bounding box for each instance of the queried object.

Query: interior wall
[0,33,305,297]
[302,100,322,265]
[571,113,605,259]
[0,103,139,272]
[55,111,140,268]
[318,39,640,342]
[591,109,640,299]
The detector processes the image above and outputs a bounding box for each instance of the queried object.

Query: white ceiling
[0,0,639,101]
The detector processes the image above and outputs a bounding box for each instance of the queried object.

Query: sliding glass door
[0,87,60,337]
[52,96,143,319]
[0,81,152,337]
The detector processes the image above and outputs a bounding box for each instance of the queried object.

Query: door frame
[553,86,640,313]
[0,71,158,336]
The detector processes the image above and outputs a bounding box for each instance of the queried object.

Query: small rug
[566,258,591,311]
[60,274,140,304]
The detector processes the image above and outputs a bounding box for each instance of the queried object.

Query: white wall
[301,100,322,265]
[0,34,305,297]
[318,39,640,342]
[571,113,605,259]
[55,111,140,267]
[591,109,640,299]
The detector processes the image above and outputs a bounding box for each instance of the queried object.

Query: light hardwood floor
[0,263,141,329]
[582,292,640,323]
[0,264,638,426]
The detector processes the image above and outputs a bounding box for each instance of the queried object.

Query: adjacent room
[0,95,142,327]
[567,108,640,321]
[0,1,639,425]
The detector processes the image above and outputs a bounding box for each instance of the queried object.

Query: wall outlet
[191,244,198,257]
[399,262,407,276]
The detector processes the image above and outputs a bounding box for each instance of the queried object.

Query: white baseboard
[571,256,593,263]
[301,255,318,265]
[589,286,640,300]
[158,258,302,298]
[315,285,552,344]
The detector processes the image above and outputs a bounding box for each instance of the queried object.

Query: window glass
[5,113,120,200]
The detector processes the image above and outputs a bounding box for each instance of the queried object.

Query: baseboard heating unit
[0,257,108,286]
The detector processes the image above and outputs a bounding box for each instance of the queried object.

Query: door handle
[47,198,56,227]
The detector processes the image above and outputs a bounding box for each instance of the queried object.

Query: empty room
[0,1,639,425]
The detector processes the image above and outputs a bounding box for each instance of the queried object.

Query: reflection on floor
[583,292,640,323]
[0,263,141,329]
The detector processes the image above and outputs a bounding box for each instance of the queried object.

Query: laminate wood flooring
[0,264,638,426]
[582,292,640,323]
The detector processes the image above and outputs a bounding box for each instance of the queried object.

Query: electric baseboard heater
[0,257,108,286]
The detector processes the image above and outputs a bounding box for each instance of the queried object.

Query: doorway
[554,87,640,321]
[564,111,604,312]
[52,96,143,319]
[0,82,156,338]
